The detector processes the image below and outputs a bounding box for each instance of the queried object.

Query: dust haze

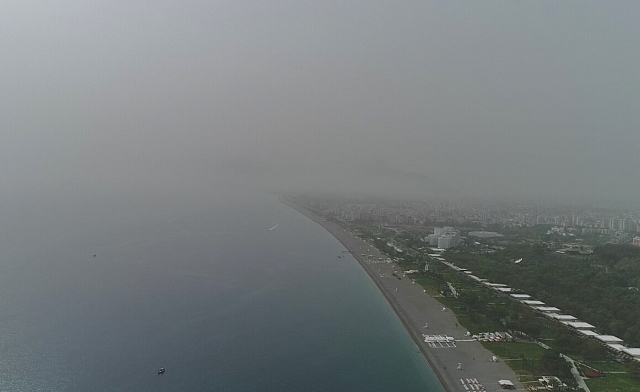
[2,1,639,205]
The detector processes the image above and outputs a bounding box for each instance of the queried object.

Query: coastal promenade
[283,199,525,392]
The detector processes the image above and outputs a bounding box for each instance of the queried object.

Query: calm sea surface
[0,191,444,391]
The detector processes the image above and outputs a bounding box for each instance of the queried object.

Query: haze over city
[2,1,639,204]
[5,3,640,391]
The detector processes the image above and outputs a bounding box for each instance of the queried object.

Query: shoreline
[282,198,524,392]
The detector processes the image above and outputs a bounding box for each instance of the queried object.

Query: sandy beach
[283,199,525,392]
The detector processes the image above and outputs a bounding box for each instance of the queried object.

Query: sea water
[0,190,444,391]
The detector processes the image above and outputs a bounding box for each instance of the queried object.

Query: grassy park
[406,261,640,391]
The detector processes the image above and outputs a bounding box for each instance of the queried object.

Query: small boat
[158,368,165,375]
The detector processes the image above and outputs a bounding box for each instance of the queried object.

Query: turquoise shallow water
[0,192,444,391]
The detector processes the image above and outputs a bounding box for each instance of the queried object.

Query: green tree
[627,361,640,381]
[581,340,607,361]
[624,325,640,347]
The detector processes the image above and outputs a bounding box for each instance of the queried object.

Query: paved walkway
[561,354,590,392]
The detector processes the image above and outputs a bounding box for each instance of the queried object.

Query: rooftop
[564,321,596,329]
[577,329,599,337]
[522,300,545,306]
[596,335,624,343]
[623,348,640,357]
[608,344,627,352]
[550,314,577,321]
[535,306,561,312]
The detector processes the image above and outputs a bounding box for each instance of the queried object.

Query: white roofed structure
[510,294,531,299]
[551,314,577,321]
[497,287,512,293]
[595,335,623,344]
[577,329,599,337]
[623,348,640,358]
[498,380,514,388]
[522,300,545,306]
[535,306,560,313]
[608,344,626,352]
[564,321,596,329]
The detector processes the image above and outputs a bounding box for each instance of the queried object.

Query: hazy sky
[2,1,639,203]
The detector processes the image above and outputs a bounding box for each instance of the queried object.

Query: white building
[438,235,452,249]
[433,227,460,249]
[426,234,439,246]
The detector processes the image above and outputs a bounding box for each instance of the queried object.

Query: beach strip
[283,198,524,392]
